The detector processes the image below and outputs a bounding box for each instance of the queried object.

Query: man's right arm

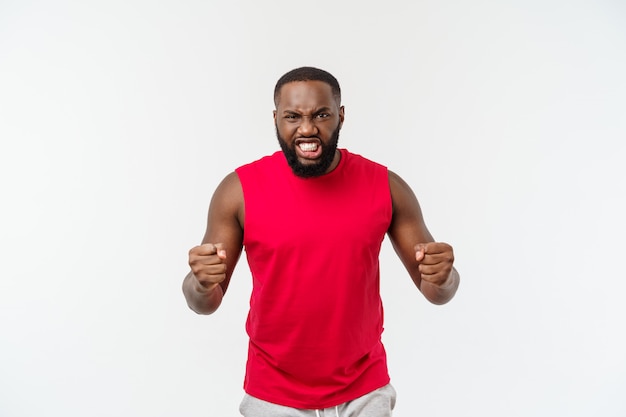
[182,172,244,314]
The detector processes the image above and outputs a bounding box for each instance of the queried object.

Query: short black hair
[274,67,341,106]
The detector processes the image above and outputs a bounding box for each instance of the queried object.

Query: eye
[315,113,330,119]
[284,114,299,120]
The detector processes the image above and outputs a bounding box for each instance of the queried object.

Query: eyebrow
[281,107,333,115]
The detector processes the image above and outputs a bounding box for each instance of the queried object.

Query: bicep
[201,172,244,290]
[202,171,244,242]
[387,171,434,278]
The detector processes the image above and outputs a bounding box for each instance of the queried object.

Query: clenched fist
[414,242,454,287]
[188,243,227,292]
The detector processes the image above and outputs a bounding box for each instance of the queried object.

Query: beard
[276,124,341,178]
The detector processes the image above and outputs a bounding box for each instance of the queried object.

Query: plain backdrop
[1,1,625,416]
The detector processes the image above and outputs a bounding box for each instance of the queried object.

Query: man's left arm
[386,170,460,305]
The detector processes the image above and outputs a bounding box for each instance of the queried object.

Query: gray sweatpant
[239,383,397,417]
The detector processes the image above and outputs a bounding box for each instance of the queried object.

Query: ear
[273,109,277,123]
[339,105,345,127]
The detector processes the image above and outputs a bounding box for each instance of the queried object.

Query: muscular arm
[387,170,459,305]
[182,172,244,314]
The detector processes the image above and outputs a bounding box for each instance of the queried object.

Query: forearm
[182,271,224,314]
[420,267,460,305]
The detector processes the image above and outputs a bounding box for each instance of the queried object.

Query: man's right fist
[188,243,227,291]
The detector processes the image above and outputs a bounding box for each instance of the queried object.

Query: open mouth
[295,138,322,160]
[298,142,318,152]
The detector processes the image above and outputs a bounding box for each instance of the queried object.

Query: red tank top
[235,149,392,409]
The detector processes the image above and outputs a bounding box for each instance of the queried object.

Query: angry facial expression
[274,80,344,178]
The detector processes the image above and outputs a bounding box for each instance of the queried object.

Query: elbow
[182,278,224,315]
[183,291,222,315]
[188,303,219,315]
[426,294,455,306]
[422,270,460,305]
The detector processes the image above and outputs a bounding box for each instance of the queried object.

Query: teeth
[299,143,317,151]
[298,142,318,152]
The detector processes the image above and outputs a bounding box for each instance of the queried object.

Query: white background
[1,1,625,416]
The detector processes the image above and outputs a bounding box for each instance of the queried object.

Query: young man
[183,67,459,417]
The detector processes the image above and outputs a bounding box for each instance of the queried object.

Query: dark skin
[183,80,459,314]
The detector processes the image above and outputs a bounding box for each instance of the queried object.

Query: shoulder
[387,170,420,214]
[342,149,387,170]
[218,171,242,191]
[236,151,283,174]
[211,171,244,216]
[235,152,288,189]
[340,150,389,183]
[388,169,409,191]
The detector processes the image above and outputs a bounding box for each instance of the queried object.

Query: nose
[297,116,318,136]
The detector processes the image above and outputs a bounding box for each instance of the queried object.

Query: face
[274,80,344,178]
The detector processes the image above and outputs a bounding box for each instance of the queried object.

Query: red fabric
[235,149,393,409]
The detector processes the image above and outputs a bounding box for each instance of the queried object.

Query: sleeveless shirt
[235,149,393,409]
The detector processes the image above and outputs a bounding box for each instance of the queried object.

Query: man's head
[274,67,344,178]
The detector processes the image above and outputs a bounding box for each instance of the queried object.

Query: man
[183,67,459,417]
